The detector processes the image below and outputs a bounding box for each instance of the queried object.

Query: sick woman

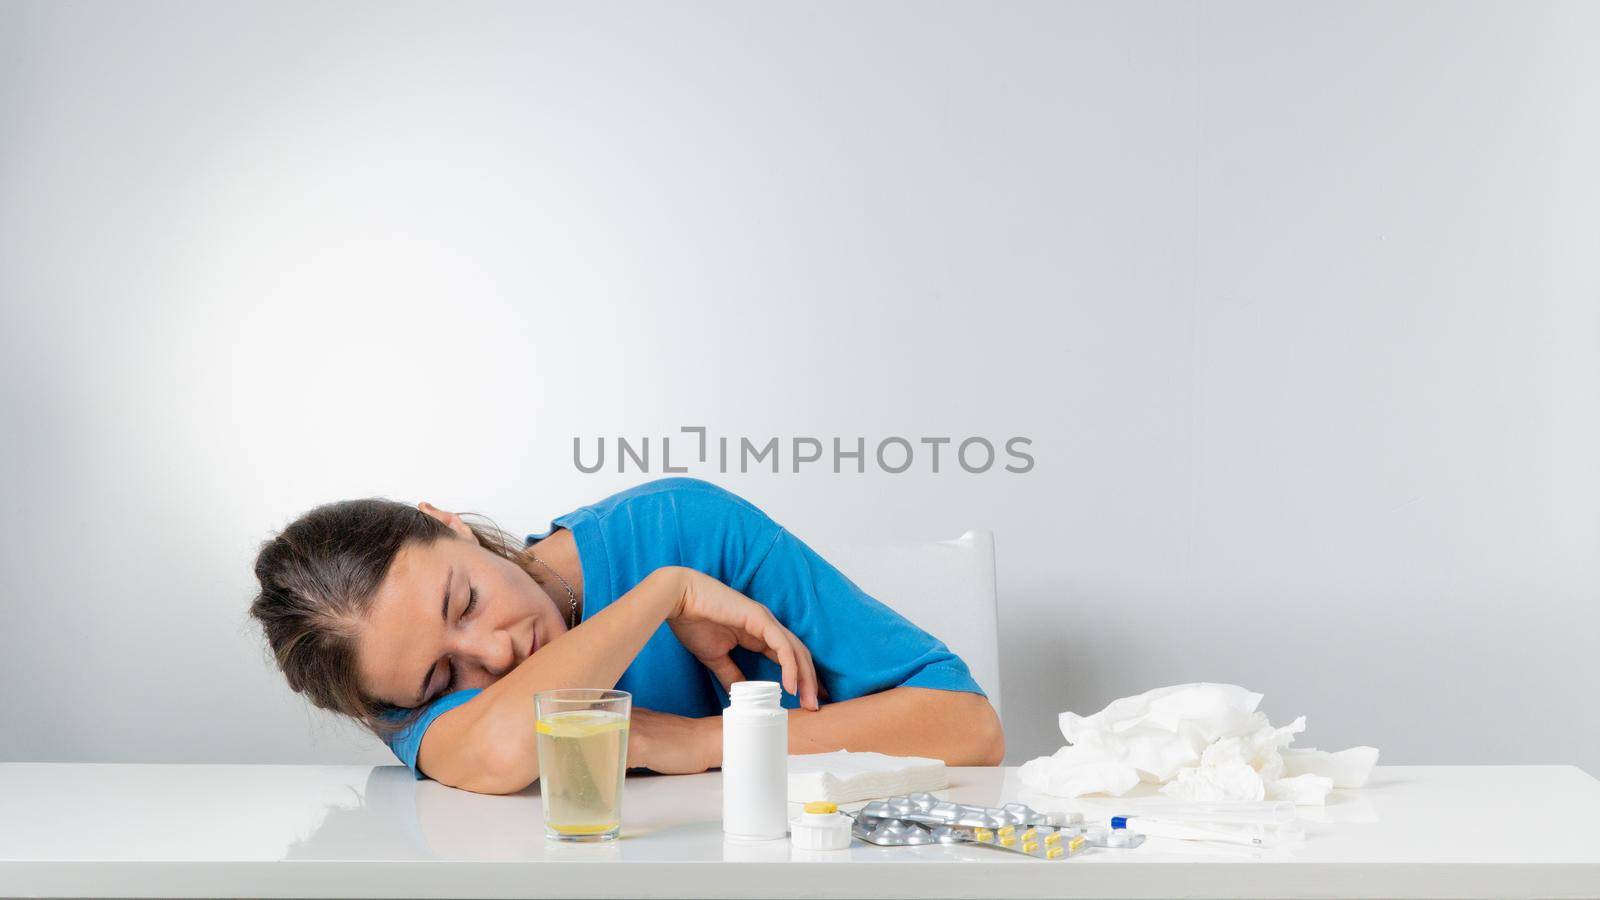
[249,477,1004,794]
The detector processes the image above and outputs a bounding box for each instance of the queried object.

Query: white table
[2,764,1597,898]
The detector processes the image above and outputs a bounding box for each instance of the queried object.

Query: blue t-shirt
[380,477,986,779]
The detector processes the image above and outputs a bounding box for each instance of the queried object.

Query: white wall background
[2,0,1596,774]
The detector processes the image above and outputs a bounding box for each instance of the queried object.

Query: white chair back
[804,530,1002,718]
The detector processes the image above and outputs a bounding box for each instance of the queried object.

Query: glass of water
[534,688,632,842]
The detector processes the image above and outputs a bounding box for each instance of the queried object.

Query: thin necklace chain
[528,552,579,629]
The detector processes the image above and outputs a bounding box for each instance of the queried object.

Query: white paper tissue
[1282,746,1381,788]
[787,750,949,804]
[1018,683,1378,805]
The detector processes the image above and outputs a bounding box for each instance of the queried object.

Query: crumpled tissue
[1018,683,1378,805]
[1282,746,1381,788]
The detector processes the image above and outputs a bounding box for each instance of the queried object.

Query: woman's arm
[635,686,1005,774]
[784,687,1005,765]
[416,566,685,792]
[419,566,819,794]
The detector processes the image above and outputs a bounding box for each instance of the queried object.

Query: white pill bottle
[722,680,789,841]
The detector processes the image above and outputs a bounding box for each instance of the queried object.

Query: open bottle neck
[729,681,783,711]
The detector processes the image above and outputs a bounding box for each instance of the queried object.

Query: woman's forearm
[471,566,687,789]
[691,686,1005,768]
[789,687,1005,765]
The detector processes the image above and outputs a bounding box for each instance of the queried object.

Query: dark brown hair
[248,498,533,740]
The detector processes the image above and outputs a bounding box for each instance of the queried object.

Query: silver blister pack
[848,792,1145,860]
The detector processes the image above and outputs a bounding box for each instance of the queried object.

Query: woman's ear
[417,501,476,541]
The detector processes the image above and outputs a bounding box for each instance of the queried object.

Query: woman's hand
[625,707,721,774]
[663,567,821,710]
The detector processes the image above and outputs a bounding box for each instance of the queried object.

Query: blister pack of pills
[847,793,1145,860]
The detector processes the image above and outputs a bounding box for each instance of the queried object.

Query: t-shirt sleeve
[657,477,987,704]
[378,688,482,780]
[741,525,989,704]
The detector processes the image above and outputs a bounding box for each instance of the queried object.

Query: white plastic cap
[789,801,853,851]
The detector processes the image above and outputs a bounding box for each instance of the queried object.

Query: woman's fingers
[674,578,822,708]
[735,627,772,655]
[792,629,819,709]
[751,617,822,707]
[762,623,817,709]
[795,636,820,710]
[759,616,799,697]
[704,654,747,693]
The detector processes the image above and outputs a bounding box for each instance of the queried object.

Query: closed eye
[441,586,478,694]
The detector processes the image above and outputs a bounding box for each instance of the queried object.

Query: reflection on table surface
[9,764,1600,868]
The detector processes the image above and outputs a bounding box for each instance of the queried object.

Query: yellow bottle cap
[802,801,838,815]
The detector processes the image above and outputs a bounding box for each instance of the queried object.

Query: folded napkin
[787,750,949,804]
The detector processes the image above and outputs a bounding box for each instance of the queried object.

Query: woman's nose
[458,628,515,678]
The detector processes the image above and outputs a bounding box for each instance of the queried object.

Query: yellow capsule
[802,801,837,814]
[1044,832,1062,846]
[973,827,994,843]
[1021,828,1038,843]
[999,834,1016,847]
[1022,840,1039,853]
[998,825,1016,841]
[1068,835,1087,853]
[1046,846,1065,860]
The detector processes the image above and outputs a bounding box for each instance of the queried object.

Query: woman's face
[356,503,567,709]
